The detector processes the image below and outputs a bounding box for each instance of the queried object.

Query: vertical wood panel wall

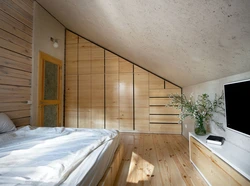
[65,30,182,133]
[0,0,33,127]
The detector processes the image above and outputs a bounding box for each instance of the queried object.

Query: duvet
[0,126,120,186]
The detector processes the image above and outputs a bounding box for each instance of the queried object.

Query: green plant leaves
[166,91,225,131]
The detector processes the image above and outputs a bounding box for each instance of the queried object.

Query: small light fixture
[50,37,59,48]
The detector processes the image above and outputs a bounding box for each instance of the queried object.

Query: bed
[0,113,123,186]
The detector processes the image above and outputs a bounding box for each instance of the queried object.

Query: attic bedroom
[0,0,250,185]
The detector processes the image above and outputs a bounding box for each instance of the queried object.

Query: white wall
[182,71,250,152]
[32,2,65,126]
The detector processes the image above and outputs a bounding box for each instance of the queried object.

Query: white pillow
[0,113,16,133]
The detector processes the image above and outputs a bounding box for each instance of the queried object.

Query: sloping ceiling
[36,0,250,87]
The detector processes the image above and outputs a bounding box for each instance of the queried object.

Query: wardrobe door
[105,51,119,129]
[78,38,91,128]
[119,58,133,131]
[91,43,104,128]
[134,66,149,132]
[65,31,78,127]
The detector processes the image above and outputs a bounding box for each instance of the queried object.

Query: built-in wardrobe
[65,30,181,133]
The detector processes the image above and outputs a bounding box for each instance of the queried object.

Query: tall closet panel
[65,31,78,75]
[134,66,149,132]
[78,38,91,128]
[105,51,119,129]
[92,44,104,74]
[65,75,77,127]
[91,43,105,128]
[65,31,78,127]
[78,38,91,75]
[79,75,91,128]
[119,58,133,131]
[91,74,104,128]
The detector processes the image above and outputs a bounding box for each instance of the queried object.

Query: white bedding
[0,126,120,186]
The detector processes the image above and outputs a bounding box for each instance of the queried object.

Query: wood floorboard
[114,133,208,186]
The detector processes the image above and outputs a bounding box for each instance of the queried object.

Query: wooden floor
[114,133,208,186]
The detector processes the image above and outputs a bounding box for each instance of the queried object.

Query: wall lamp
[50,37,59,48]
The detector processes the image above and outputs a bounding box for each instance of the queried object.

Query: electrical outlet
[185,124,187,128]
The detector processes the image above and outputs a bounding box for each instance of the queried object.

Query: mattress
[0,126,120,186]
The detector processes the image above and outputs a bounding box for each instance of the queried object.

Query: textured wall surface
[37,0,250,87]
[183,71,250,152]
[32,2,65,126]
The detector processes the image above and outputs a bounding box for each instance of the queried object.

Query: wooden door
[119,58,133,131]
[65,31,78,127]
[105,51,119,129]
[134,66,149,132]
[38,52,62,127]
[91,43,104,128]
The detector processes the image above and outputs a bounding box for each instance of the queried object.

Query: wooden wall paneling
[105,73,119,129]
[66,31,78,75]
[150,106,181,115]
[150,124,181,134]
[150,123,181,134]
[150,115,179,123]
[0,94,30,103]
[65,30,78,127]
[0,75,30,86]
[134,66,149,132]
[5,109,30,120]
[149,73,164,89]
[105,51,119,129]
[65,30,183,133]
[0,0,33,28]
[0,84,30,94]
[0,0,33,127]
[0,56,31,72]
[0,10,32,36]
[12,117,30,127]
[91,74,104,128]
[0,19,32,43]
[78,38,92,128]
[91,43,104,74]
[134,65,146,73]
[78,38,91,75]
[2,0,33,21]
[0,66,31,79]
[0,102,30,112]
[0,29,32,57]
[65,75,77,127]
[79,75,91,128]
[0,48,32,66]
[119,58,133,131]
[119,73,133,131]
[119,58,133,73]
[149,89,181,97]
[165,81,180,89]
[91,43,104,128]
[105,51,119,74]
[149,98,172,106]
[11,0,33,16]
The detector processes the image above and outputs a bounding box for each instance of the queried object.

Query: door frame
[38,51,62,127]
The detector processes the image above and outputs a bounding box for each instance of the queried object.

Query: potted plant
[166,92,225,135]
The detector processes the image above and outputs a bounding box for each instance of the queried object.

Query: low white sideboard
[189,132,250,186]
